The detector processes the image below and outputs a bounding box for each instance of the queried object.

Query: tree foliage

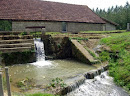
[0,20,12,31]
[94,2,130,30]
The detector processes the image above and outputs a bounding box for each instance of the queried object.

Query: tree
[0,20,12,31]
[94,2,130,30]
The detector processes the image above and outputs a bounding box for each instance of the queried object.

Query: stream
[66,71,129,96]
[8,38,129,95]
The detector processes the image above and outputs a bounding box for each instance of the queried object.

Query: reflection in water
[67,72,129,96]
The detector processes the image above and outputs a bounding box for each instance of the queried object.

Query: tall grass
[100,32,130,92]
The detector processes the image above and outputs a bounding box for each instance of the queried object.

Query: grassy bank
[25,93,57,96]
[99,32,130,92]
[81,30,126,34]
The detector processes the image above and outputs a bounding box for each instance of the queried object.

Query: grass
[81,30,126,34]
[45,32,62,35]
[99,32,130,92]
[70,37,88,41]
[25,93,56,96]
[84,47,97,59]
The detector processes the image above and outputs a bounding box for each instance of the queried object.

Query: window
[62,22,67,32]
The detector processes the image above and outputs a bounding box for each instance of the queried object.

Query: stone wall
[12,21,62,32]
[105,23,116,31]
[1,51,36,65]
[12,21,105,33]
[42,35,72,59]
[67,22,104,33]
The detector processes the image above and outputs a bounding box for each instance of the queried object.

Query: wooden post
[127,23,130,31]
[0,72,4,96]
[5,67,11,96]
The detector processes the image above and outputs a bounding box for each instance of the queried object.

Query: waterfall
[34,38,45,61]
[66,72,129,96]
[30,38,52,67]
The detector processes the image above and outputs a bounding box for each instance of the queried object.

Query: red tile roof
[0,0,105,23]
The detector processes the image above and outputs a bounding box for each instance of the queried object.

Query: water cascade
[66,71,129,96]
[31,38,52,67]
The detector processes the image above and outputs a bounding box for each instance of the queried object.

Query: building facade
[0,0,117,32]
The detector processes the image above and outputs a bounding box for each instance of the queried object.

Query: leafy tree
[0,20,12,31]
[94,2,130,30]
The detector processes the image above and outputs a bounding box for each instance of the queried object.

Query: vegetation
[81,30,126,34]
[84,47,97,59]
[25,93,56,96]
[47,77,66,89]
[16,77,35,91]
[45,32,62,35]
[99,32,130,91]
[20,32,28,35]
[94,2,130,30]
[0,20,12,31]
[1,50,36,65]
[70,37,88,41]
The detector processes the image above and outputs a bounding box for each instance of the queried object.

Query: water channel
[7,38,129,95]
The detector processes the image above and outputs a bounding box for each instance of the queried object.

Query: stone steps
[0,35,33,40]
[0,31,34,53]
[0,31,23,35]
[0,43,34,48]
[0,39,34,44]
[0,47,32,53]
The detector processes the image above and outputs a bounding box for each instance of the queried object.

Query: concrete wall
[12,21,62,32]
[12,21,105,32]
[105,23,116,31]
[67,22,104,33]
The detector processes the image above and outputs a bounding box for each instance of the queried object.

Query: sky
[43,0,129,10]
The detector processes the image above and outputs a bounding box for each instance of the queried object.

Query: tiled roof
[0,0,105,23]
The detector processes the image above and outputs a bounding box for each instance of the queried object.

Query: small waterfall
[34,38,45,61]
[31,38,52,67]
[67,72,129,96]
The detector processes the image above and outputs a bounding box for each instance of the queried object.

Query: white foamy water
[30,38,52,67]
[67,71,129,96]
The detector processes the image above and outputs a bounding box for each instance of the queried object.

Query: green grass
[99,32,130,92]
[25,93,56,96]
[70,37,88,41]
[81,30,126,34]
[84,47,97,59]
[45,32,62,35]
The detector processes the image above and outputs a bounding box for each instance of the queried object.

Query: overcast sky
[43,0,129,10]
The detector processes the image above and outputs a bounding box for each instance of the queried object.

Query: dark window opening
[62,22,67,32]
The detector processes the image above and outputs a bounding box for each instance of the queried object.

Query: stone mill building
[0,0,117,33]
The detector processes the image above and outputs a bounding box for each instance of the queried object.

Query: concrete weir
[71,40,98,64]
[56,65,109,95]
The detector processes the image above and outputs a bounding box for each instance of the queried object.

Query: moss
[1,50,36,65]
